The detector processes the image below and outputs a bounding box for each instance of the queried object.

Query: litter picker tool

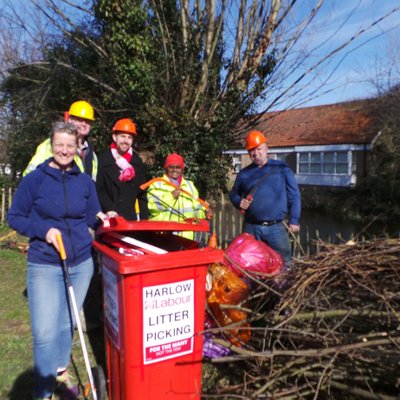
[140,177,210,210]
[56,233,98,400]
[134,199,140,221]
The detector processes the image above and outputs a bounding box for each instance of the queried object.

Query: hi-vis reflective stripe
[185,180,196,197]
[153,197,164,211]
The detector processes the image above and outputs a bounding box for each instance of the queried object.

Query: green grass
[0,248,33,400]
[0,230,106,400]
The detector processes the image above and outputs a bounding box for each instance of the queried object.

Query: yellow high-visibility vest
[147,174,207,240]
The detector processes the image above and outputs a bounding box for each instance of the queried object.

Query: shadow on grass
[7,368,34,400]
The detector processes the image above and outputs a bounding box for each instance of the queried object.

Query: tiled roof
[237,100,380,148]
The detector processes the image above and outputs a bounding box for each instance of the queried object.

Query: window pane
[310,153,321,162]
[324,152,334,162]
[299,164,309,173]
[323,164,335,173]
[336,152,348,162]
[310,164,321,173]
[299,153,308,161]
[336,163,348,174]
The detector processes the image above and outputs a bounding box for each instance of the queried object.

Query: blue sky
[1,0,399,112]
[277,0,400,109]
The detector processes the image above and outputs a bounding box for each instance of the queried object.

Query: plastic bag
[202,317,232,358]
[207,263,249,306]
[203,334,232,358]
[206,263,251,345]
[223,233,282,276]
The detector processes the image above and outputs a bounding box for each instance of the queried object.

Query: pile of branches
[203,238,400,399]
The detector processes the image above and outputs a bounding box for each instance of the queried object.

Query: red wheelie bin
[94,217,224,400]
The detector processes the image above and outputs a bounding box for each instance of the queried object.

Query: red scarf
[110,142,132,162]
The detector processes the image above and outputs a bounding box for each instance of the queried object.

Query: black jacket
[96,149,149,220]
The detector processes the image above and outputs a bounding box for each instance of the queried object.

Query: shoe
[32,396,54,400]
[55,369,79,400]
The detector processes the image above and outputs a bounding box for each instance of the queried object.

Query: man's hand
[289,224,300,233]
[240,197,252,210]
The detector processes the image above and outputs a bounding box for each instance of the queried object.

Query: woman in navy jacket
[7,121,105,400]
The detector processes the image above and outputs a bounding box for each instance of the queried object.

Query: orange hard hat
[245,130,267,150]
[112,118,137,135]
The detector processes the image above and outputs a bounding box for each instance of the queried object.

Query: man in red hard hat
[96,118,149,220]
[229,130,301,269]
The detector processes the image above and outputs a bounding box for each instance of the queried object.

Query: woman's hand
[171,189,181,199]
[96,211,119,222]
[45,227,62,252]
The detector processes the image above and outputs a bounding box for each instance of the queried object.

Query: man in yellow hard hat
[23,100,98,180]
[96,118,149,220]
[229,130,301,269]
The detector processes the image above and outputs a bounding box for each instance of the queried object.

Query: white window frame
[297,150,354,175]
[231,154,242,173]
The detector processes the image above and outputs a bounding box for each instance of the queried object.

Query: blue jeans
[27,257,94,398]
[243,222,292,268]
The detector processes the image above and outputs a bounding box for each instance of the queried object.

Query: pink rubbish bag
[223,233,282,277]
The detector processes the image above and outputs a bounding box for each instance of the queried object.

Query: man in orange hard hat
[229,130,301,269]
[23,100,98,180]
[96,118,149,220]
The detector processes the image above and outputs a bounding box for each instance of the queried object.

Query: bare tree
[2,1,399,114]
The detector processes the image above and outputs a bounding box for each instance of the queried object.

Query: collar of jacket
[37,158,81,178]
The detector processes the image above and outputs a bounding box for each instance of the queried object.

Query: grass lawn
[0,227,223,400]
[0,247,32,400]
[0,228,106,400]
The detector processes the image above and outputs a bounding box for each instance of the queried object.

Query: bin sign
[143,278,195,364]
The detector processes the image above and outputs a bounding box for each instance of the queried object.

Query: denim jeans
[27,257,94,398]
[243,222,292,267]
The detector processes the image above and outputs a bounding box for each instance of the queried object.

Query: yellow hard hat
[68,101,95,121]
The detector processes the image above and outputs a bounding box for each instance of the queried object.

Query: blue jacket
[229,159,301,225]
[7,159,101,266]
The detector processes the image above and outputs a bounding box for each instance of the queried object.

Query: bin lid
[94,217,224,274]
[96,216,210,236]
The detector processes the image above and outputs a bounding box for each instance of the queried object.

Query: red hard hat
[245,130,267,150]
[112,118,137,135]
